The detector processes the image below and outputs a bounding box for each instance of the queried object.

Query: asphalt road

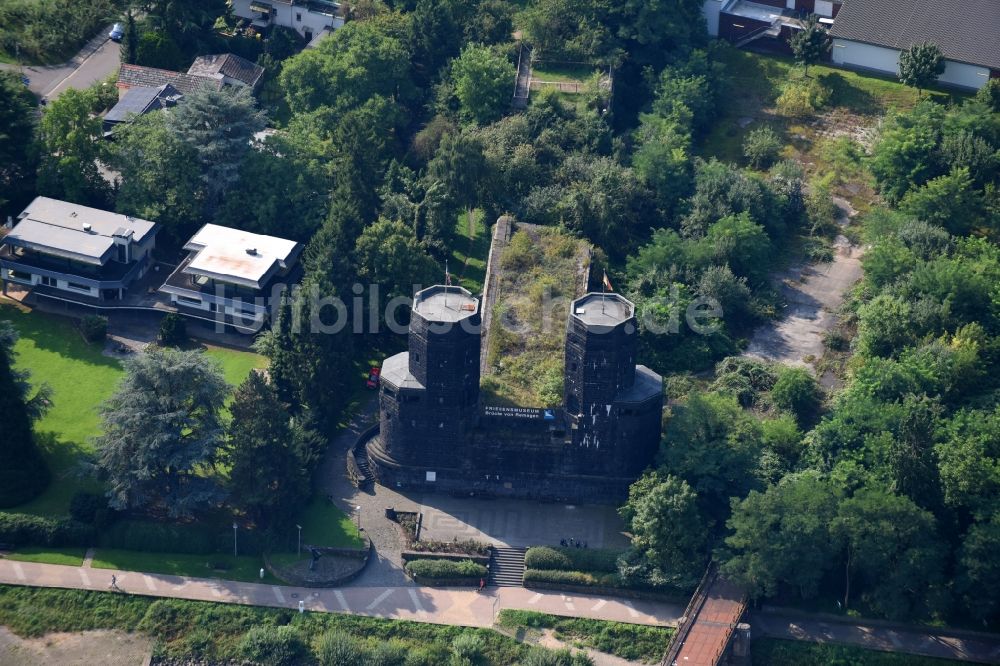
[1,27,121,99]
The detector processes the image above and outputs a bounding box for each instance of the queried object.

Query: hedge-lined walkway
[0,558,681,629]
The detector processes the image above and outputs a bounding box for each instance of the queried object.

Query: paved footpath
[0,559,682,629]
[753,611,1000,664]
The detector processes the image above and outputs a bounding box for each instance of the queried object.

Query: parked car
[109,23,125,42]
[366,367,381,389]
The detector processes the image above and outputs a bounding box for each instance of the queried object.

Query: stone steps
[489,547,527,587]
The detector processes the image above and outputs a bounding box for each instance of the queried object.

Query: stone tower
[563,292,662,477]
[372,285,481,478]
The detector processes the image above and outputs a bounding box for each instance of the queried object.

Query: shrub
[775,78,831,117]
[524,546,621,573]
[743,126,782,169]
[98,520,269,556]
[80,315,108,343]
[239,624,307,666]
[451,631,485,663]
[404,558,487,579]
[314,630,364,666]
[0,512,94,547]
[523,569,617,587]
[772,366,822,424]
[409,539,491,556]
[69,492,106,524]
[158,312,187,346]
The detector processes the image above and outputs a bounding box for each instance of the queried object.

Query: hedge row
[523,568,619,587]
[404,558,487,579]
[0,512,94,547]
[524,546,621,573]
[99,520,269,555]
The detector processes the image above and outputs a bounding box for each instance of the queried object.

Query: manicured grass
[498,609,674,663]
[531,61,598,84]
[751,638,962,665]
[4,547,87,566]
[204,345,267,389]
[295,498,364,549]
[0,302,267,517]
[1,302,123,516]
[0,585,535,664]
[450,208,490,294]
[90,549,281,584]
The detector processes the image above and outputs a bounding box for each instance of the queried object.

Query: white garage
[829,0,999,91]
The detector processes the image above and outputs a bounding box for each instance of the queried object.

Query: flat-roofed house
[231,0,345,43]
[0,197,159,302]
[159,224,303,332]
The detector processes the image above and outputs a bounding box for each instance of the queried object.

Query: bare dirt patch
[0,627,153,666]
[745,200,863,372]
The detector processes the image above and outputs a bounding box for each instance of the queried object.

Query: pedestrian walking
[109,574,120,592]
[479,577,486,592]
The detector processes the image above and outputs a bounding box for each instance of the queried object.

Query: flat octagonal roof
[571,292,634,327]
[413,285,479,322]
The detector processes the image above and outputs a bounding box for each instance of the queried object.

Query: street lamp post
[232,522,238,558]
[355,505,362,530]
[296,524,302,557]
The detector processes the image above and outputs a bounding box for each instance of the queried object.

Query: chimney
[83,223,93,232]
[246,247,258,256]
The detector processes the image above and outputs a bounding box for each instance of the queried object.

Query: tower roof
[413,285,479,323]
[570,293,634,328]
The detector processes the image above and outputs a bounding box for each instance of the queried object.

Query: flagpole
[602,270,606,314]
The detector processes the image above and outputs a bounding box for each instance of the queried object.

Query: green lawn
[751,638,962,665]
[295,498,364,550]
[0,302,267,517]
[531,62,598,84]
[1,303,124,516]
[450,209,490,294]
[90,549,281,584]
[3,547,87,566]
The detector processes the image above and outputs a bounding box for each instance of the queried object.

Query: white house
[830,0,1000,90]
[231,0,345,41]
[159,224,302,333]
[0,197,158,302]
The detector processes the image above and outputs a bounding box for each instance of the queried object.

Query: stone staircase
[489,546,527,587]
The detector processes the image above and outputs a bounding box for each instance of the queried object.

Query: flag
[602,271,613,292]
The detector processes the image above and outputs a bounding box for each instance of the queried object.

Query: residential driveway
[1,27,120,99]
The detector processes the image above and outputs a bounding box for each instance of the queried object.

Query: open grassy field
[0,301,267,517]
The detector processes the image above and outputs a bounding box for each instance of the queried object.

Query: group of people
[560,538,588,548]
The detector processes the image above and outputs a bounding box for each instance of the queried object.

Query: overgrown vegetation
[0,585,566,665]
[481,226,590,407]
[0,0,119,64]
[498,610,673,663]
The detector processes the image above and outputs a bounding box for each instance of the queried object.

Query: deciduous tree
[0,72,37,215]
[898,42,945,95]
[789,17,830,76]
[450,44,515,125]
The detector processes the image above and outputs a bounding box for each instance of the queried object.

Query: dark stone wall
[370,289,662,505]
